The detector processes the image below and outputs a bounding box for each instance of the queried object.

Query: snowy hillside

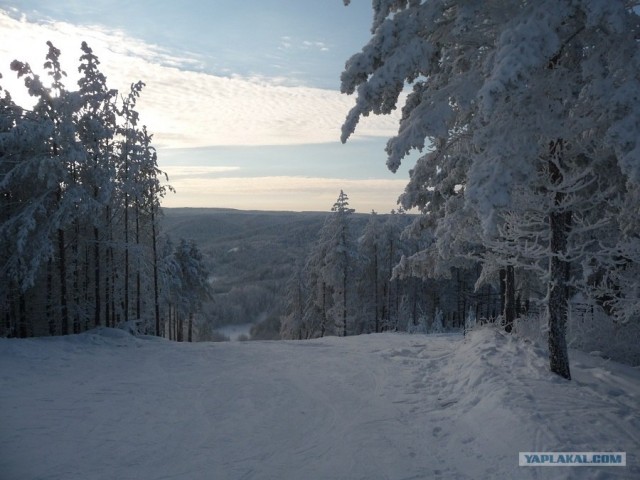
[1,326,638,480]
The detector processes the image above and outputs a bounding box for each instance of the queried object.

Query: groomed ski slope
[1,326,638,480]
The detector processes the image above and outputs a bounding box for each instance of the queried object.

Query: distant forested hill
[160,208,368,339]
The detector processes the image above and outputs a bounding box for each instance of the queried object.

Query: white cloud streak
[162,174,406,213]
[0,9,400,150]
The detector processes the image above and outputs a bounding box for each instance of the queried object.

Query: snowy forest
[0,42,210,341]
[2,1,640,478]
[336,0,640,379]
[2,1,640,383]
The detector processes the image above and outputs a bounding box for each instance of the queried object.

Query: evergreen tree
[0,42,182,339]
[172,239,211,341]
[298,191,356,338]
[341,0,640,379]
[357,211,383,333]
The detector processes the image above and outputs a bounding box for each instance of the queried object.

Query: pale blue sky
[0,1,416,212]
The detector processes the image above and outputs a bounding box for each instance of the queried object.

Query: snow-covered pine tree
[0,42,173,339]
[76,41,118,329]
[301,222,332,338]
[280,259,309,339]
[0,77,29,336]
[135,126,171,335]
[172,238,210,342]
[7,43,88,335]
[378,210,409,330]
[325,190,356,336]
[299,191,356,338]
[115,81,144,325]
[341,0,640,379]
[357,211,383,333]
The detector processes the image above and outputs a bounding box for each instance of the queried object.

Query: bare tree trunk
[135,203,141,321]
[58,227,69,335]
[105,207,112,328]
[94,225,101,328]
[504,265,515,333]
[151,209,160,336]
[110,244,116,327]
[499,268,506,324]
[387,239,394,329]
[72,222,80,334]
[18,292,28,338]
[412,278,418,327]
[373,241,380,332]
[47,259,55,335]
[342,268,347,337]
[548,141,572,380]
[124,193,129,324]
[320,282,327,338]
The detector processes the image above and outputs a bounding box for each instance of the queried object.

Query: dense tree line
[340,0,640,378]
[0,42,208,339]
[280,191,493,339]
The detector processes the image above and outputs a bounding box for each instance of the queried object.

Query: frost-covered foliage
[168,239,210,342]
[0,43,194,339]
[281,203,481,340]
[282,190,357,338]
[514,296,640,367]
[342,0,640,376]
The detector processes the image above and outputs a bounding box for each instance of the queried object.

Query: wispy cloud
[0,8,411,212]
[302,40,329,51]
[280,36,292,49]
[0,9,399,150]
[162,166,241,180]
[163,175,406,213]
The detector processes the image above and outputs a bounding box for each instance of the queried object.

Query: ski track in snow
[1,327,638,480]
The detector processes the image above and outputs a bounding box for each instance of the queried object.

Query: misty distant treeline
[0,43,209,339]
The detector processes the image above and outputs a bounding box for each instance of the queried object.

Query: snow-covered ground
[1,326,638,479]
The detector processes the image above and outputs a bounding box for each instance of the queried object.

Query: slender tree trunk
[18,292,27,338]
[504,265,515,333]
[412,279,418,327]
[499,268,506,324]
[124,192,129,324]
[105,207,112,327]
[94,225,101,328]
[320,282,326,338]
[151,209,160,336]
[58,227,69,335]
[188,313,193,342]
[373,242,379,332]
[3,307,11,338]
[457,269,463,328]
[548,141,572,380]
[135,202,141,320]
[342,267,347,337]
[72,222,80,334]
[387,239,394,329]
[109,243,116,327]
[381,284,388,330]
[47,259,55,335]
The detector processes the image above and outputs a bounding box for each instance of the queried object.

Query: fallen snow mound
[1,326,638,479]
